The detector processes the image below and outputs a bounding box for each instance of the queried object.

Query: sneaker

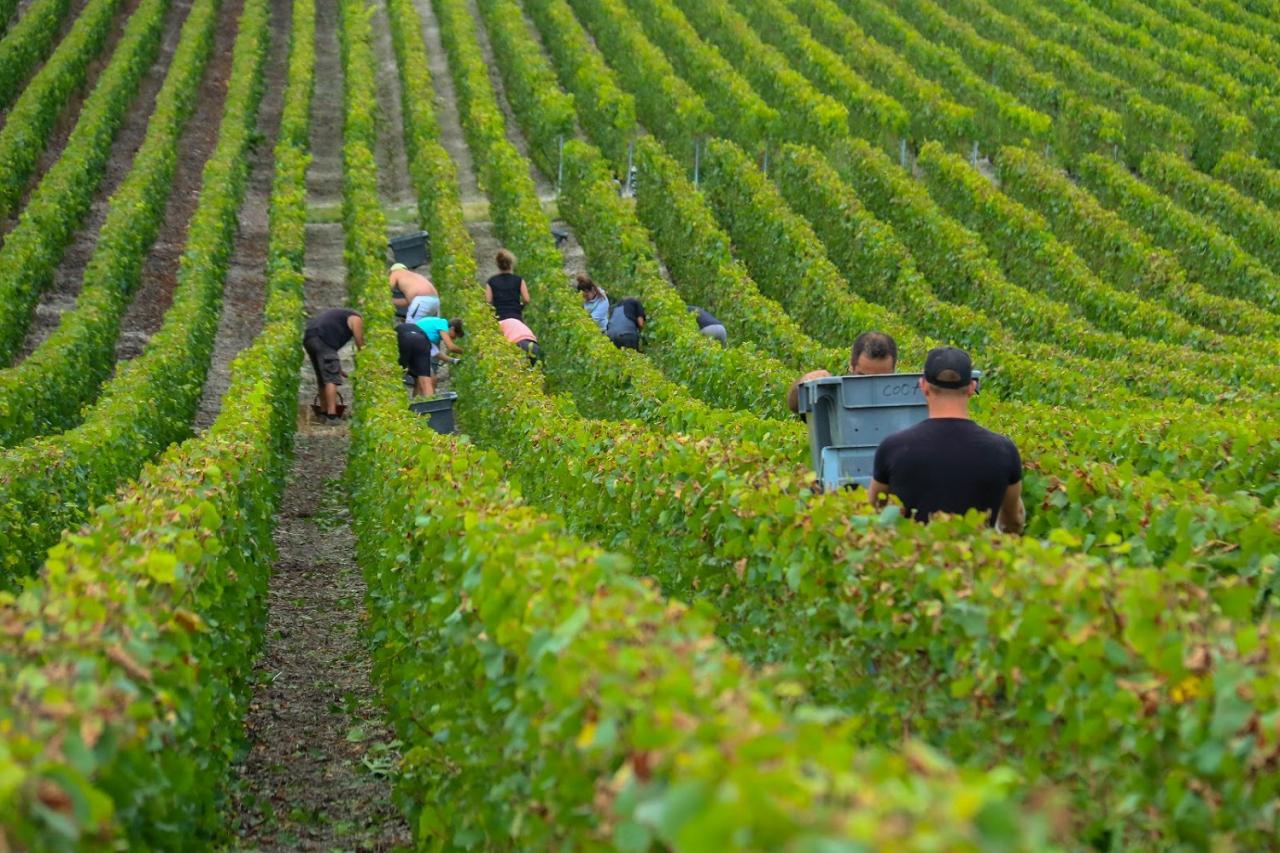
[324,414,342,424]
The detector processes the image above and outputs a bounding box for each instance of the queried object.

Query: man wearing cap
[787,331,898,417]
[389,263,439,322]
[869,346,1024,533]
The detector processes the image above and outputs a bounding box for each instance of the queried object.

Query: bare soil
[227,0,409,846]
[112,0,240,362]
[193,0,289,428]
[15,0,190,359]
[0,0,147,239]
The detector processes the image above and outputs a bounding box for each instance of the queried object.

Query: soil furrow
[228,0,409,846]
[111,0,240,362]
[15,0,189,358]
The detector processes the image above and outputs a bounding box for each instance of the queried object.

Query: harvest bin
[410,392,458,435]
[797,373,927,491]
[388,230,430,269]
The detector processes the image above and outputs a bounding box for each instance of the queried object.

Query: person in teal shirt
[414,316,465,363]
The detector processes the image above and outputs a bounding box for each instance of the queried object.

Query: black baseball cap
[924,346,973,389]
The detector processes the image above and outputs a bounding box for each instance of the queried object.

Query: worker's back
[872,418,1021,525]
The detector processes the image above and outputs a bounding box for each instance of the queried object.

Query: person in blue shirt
[576,273,609,331]
[414,315,465,380]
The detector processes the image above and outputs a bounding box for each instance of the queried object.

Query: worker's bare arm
[997,481,1025,535]
[787,369,833,413]
[868,478,890,508]
[440,331,463,354]
[392,295,409,308]
[519,279,531,305]
[484,284,494,304]
[348,315,365,349]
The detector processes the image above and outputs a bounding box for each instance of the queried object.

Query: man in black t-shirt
[303,308,364,423]
[869,346,1024,533]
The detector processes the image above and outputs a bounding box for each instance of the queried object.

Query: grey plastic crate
[797,373,927,490]
[389,230,430,269]
[409,391,458,434]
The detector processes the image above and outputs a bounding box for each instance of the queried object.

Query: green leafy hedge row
[631,137,844,373]
[916,143,1278,370]
[1087,0,1280,99]
[1214,150,1280,209]
[1078,152,1280,312]
[720,0,907,150]
[0,0,267,585]
[0,0,167,365]
[941,0,1193,168]
[0,0,127,220]
[1145,150,1280,278]
[878,0,1121,165]
[990,0,1252,169]
[563,0,711,164]
[0,0,71,111]
[444,0,802,448]
[996,145,1280,339]
[785,0,975,147]
[0,0,308,840]
[471,0,574,182]
[662,0,848,150]
[621,0,780,151]
[519,0,636,172]
[819,0,1051,149]
[822,137,1252,401]
[0,0,218,448]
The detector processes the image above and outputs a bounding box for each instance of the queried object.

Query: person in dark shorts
[606,298,646,350]
[869,346,1024,533]
[787,331,898,418]
[396,322,436,397]
[485,249,530,321]
[303,308,364,423]
[688,305,726,345]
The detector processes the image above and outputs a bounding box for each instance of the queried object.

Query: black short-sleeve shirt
[304,308,358,350]
[872,418,1021,525]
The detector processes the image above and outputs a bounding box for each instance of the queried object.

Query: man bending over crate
[303,307,364,424]
[787,331,898,418]
[868,346,1024,534]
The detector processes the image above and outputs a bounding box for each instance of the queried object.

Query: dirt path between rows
[227,0,410,846]
[193,0,287,428]
[15,0,192,358]
[0,0,147,239]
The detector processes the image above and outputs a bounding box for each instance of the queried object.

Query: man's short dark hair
[449,318,464,337]
[851,331,897,366]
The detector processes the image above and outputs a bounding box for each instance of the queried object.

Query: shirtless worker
[786,331,898,417]
[869,346,1024,534]
[389,263,439,322]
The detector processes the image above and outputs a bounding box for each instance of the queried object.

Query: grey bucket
[389,230,430,269]
[409,391,458,434]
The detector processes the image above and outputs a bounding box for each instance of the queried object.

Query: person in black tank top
[486,248,530,321]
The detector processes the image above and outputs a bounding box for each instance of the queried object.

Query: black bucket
[389,230,430,269]
[410,391,458,434]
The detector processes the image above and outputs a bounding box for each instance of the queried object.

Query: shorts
[303,334,343,387]
[395,323,433,377]
[699,323,727,345]
[609,331,640,351]
[405,294,441,323]
[516,338,541,364]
